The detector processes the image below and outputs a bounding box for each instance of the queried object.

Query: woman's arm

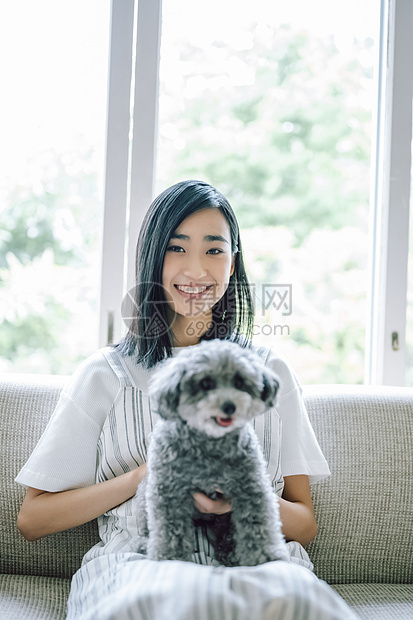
[279,474,317,546]
[17,464,147,542]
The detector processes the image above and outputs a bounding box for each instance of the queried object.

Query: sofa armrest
[0,373,100,579]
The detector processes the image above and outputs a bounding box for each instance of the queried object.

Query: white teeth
[176,285,208,294]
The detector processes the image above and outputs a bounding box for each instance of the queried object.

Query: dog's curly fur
[135,339,290,567]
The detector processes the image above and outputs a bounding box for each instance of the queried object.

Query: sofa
[1,373,412,619]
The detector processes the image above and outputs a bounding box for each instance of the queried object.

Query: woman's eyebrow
[169,233,229,244]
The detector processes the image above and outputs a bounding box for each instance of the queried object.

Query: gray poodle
[135,339,290,567]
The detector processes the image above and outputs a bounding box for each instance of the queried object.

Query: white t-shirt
[16,345,330,492]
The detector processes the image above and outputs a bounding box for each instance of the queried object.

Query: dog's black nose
[221,401,236,416]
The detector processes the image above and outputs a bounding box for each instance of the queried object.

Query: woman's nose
[182,255,207,280]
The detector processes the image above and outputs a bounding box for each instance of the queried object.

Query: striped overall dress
[66,347,359,620]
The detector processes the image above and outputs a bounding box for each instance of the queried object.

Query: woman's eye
[206,248,223,255]
[166,245,184,253]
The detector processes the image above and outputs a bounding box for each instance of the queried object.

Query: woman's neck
[170,313,212,347]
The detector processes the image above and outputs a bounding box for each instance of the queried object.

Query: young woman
[16,180,357,619]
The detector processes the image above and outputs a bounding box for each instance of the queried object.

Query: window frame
[365,0,413,385]
[100,0,413,386]
[99,0,162,346]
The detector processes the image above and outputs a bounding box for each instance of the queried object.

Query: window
[2,0,412,386]
[0,0,110,373]
[155,0,377,383]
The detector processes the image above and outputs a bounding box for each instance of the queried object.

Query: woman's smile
[174,284,213,298]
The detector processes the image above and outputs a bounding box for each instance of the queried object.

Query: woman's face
[162,208,235,331]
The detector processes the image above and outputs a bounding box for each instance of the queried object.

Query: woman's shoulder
[67,346,116,381]
[63,346,124,403]
[56,346,154,429]
[109,346,156,392]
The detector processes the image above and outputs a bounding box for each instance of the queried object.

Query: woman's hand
[193,488,232,515]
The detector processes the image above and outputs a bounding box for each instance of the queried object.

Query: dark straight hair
[116,180,254,367]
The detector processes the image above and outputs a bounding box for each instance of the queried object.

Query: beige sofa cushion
[1,374,412,590]
[1,374,99,580]
[332,584,413,620]
[0,574,69,620]
[305,385,413,585]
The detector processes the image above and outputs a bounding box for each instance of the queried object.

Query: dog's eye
[233,373,244,390]
[200,376,216,391]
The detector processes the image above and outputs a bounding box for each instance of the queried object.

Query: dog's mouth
[214,416,234,427]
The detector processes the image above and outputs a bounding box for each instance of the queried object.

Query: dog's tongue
[216,417,233,427]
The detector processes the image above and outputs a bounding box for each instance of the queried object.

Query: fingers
[193,492,232,515]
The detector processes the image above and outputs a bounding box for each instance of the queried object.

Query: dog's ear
[261,370,279,408]
[149,358,186,420]
[156,382,181,419]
